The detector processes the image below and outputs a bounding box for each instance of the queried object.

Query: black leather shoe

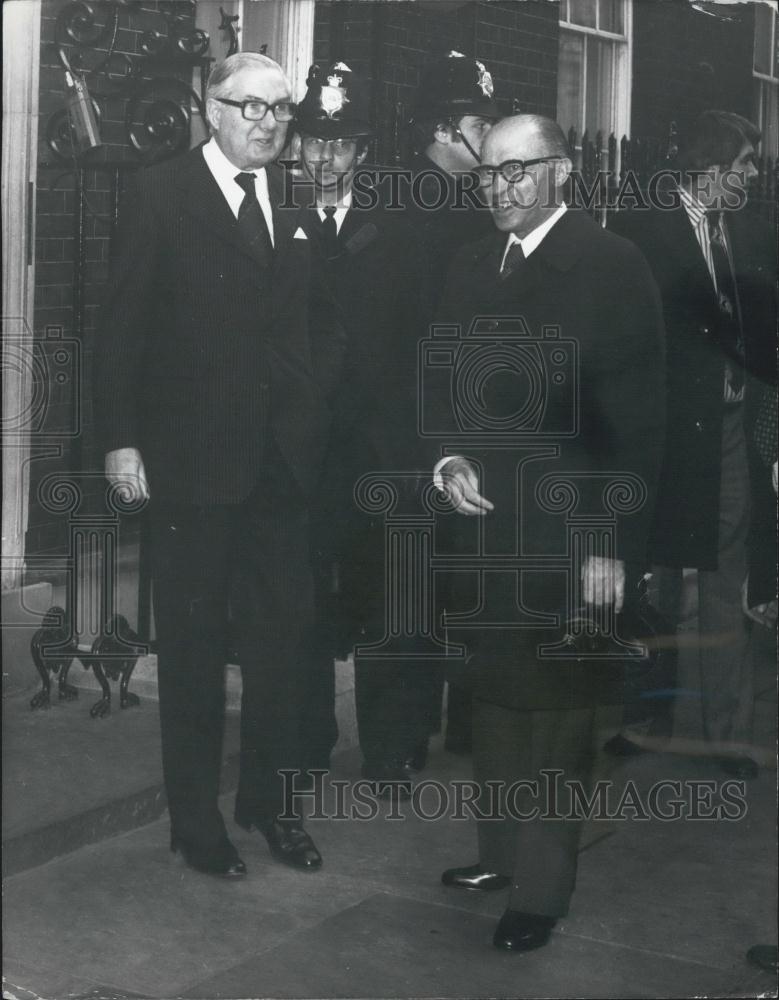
[361,764,412,801]
[403,739,429,774]
[493,909,556,952]
[719,755,759,780]
[170,835,247,878]
[441,863,510,891]
[261,820,323,871]
[603,733,646,757]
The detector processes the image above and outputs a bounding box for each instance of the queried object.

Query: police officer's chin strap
[453,123,481,164]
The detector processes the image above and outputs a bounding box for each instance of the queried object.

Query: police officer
[407,52,502,755]
[407,51,502,296]
[294,63,432,795]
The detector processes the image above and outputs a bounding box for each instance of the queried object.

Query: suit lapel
[487,210,592,305]
[656,206,715,291]
[267,162,299,265]
[178,146,257,268]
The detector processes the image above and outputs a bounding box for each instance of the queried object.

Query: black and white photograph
[1,0,777,997]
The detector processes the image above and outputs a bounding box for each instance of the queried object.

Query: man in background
[406,50,502,755]
[293,62,431,795]
[609,110,777,778]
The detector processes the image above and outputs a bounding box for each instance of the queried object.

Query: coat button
[695,420,703,431]
[700,325,710,335]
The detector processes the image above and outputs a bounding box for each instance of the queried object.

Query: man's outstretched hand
[105,447,150,505]
[438,457,494,517]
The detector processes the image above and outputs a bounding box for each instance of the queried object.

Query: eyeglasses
[475,157,564,186]
[301,137,358,155]
[215,98,297,122]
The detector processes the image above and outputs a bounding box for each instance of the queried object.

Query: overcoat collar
[464,208,602,301]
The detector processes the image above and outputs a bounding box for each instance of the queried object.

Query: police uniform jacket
[302,196,429,637]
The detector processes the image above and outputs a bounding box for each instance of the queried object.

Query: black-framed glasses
[475,157,564,186]
[215,97,297,122]
[301,136,359,155]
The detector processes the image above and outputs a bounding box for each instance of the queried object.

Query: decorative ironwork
[46,0,241,165]
[30,606,79,709]
[219,5,240,57]
[30,607,144,717]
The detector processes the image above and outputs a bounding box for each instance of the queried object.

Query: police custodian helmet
[296,61,373,138]
[409,50,501,124]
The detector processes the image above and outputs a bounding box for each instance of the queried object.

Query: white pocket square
[293,227,308,240]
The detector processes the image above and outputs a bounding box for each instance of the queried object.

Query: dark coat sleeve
[93,169,161,457]
[580,237,667,567]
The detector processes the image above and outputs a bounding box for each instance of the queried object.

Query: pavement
[2,624,777,1000]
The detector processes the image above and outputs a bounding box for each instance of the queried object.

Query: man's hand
[437,457,494,517]
[582,556,625,612]
[741,576,778,629]
[105,447,150,504]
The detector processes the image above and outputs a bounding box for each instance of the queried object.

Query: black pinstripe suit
[94,144,344,848]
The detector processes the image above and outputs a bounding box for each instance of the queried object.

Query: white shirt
[202,137,275,246]
[316,190,352,234]
[498,202,568,272]
[436,202,569,487]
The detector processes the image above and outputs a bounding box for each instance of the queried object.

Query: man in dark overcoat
[93,53,344,878]
[608,111,777,777]
[291,62,432,792]
[433,114,666,951]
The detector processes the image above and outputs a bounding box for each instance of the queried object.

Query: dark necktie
[234,172,273,269]
[501,241,526,279]
[707,211,744,393]
[321,205,340,259]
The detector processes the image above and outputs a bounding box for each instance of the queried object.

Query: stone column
[2,0,41,590]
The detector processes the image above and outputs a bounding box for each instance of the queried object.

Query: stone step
[68,653,359,755]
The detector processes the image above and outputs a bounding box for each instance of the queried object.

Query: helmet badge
[476,60,494,98]
[320,85,349,118]
[321,60,352,118]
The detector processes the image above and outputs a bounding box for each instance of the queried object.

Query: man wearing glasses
[291,62,431,798]
[433,115,665,951]
[94,53,343,879]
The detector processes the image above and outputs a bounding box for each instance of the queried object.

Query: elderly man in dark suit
[93,53,343,879]
[608,111,777,778]
[433,114,665,951]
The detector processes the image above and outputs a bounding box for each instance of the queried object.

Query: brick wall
[631,0,756,142]
[313,0,560,163]
[29,0,203,559]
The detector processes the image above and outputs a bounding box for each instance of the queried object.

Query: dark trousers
[297,618,339,771]
[473,697,597,919]
[656,403,753,748]
[355,658,441,767]
[150,485,314,850]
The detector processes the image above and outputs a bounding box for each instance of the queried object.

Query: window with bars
[753,1,778,159]
[556,0,632,163]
